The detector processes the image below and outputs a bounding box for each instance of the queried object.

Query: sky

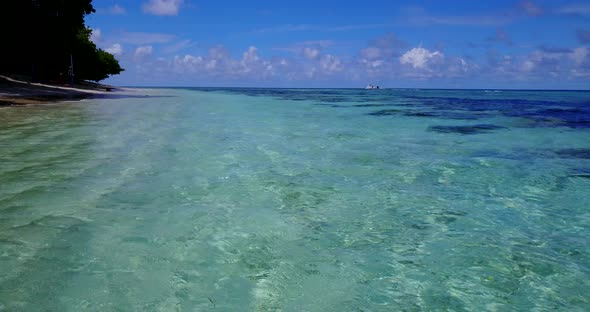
[86,0,590,89]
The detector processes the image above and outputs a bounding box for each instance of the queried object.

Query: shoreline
[0,75,124,106]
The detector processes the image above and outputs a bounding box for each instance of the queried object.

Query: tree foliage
[72,27,124,82]
[0,0,123,82]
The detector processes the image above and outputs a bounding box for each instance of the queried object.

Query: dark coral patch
[368,109,482,120]
[405,112,438,117]
[352,103,398,108]
[428,124,506,135]
[555,149,590,159]
[367,109,405,116]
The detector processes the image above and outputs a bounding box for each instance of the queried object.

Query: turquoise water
[0,88,589,311]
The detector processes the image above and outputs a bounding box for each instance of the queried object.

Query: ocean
[1,88,589,311]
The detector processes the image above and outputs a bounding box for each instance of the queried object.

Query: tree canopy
[0,0,123,82]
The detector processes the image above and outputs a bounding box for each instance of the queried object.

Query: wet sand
[0,75,118,106]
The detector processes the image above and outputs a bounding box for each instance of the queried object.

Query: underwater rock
[428,124,506,135]
[555,148,590,159]
[367,109,404,116]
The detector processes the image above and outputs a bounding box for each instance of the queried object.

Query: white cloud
[400,47,444,69]
[167,46,293,81]
[355,33,407,78]
[485,47,590,81]
[303,47,320,60]
[106,44,123,56]
[142,0,183,16]
[359,33,406,66]
[517,51,560,76]
[90,29,102,44]
[90,29,123,56]
[242,46,260,64]
[360,47,381,60]
[570,47,589,65]
[205,59,217,70]
[173,55,204,73]
[361,59,384,69]
[113,32,590,86]
[319,54,342,73]
[445,57,478,78]
[135,46,154,60]
[275,40,333,61]
[239,47,273,76]
[110,4,126,15]
[522,60,536,72]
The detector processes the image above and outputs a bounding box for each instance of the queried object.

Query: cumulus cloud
[142,0,183,16]
[236,47,283,79]
[302,47,320,60]
[484,46,590,81]
[171,55,206,75]
[242,46,260,64]
[400,47,444,69]
[319,54,342,73]
[164,45,342,82]
[135,46,154,60]
[521,60,536,72]
[90,29,123,57]
[170,46,280,79]
[360,47,382,60]
[445,57,477,78]
[240,46,262,74]
[106,44,124,56]
[276,40,333,61]
[356,33,406,77]
[352,33,476,81]
[522,50,562,75]
[116,31,590,86]
[570,47,589,65]
[90,28,102,43]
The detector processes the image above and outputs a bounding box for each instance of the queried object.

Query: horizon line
[117,85,590,92]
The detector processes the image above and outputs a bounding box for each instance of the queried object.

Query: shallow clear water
[1,88,589,311]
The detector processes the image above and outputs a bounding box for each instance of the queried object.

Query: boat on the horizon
[365,84,380,89]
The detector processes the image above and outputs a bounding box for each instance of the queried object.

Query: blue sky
[87,0,590,89]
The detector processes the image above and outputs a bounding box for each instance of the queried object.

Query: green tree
[94,50,125,82]
[0,0,123,82]
[72,27,124,82]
